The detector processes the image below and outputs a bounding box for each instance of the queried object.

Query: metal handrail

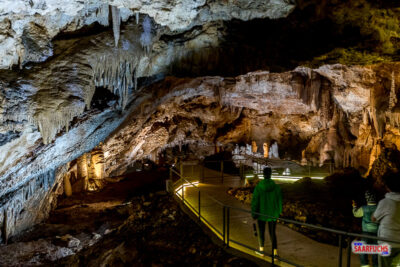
[170,164,400,267]
[174,172,400,243]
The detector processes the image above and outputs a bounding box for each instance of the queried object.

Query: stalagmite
[233,144,240,155]
[77,154,89,192]
[136,12,139,24]
[251,141,257,153]
[269,142,279,159]
[263,143,269,158]
[246,144,252,155]
[63,173,72,197]
[83,146,106,191]
[111,6,121,47]
[301,150,308,166]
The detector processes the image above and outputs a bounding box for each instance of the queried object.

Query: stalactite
[369,84,387,138]
[94,4,110,27]
[295,73,321,111]
[91,52,141,110]
[30,106,85,145]
[387,111,400,128]
[363,108,370,125]
[111,6,121,47]
[0,169,56,242]
[389,71,397,110]
[136,12,139,24]
[140,16,153,55]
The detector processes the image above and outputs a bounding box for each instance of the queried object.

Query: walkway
[174,165,360,267]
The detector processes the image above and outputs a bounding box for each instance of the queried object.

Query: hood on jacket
[258,179,277,192]
[386,192,400,202]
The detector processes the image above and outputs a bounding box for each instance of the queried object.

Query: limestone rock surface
[0,0,295,69]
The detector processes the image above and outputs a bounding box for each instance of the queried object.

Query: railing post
[226,207,230,248]
[181,180,184,203]
[221,161,224,184]
[338,234,343,267]
[169,167,172,180]
[346,236,351,267]
[223,206,226,244]
[198,190,201,221]
[201,163,205,183]
[180,162,183,179]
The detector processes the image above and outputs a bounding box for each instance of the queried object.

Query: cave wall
[100,64,400,177]
[0,165,66,242]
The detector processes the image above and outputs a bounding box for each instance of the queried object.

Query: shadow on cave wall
[167,6,366,77]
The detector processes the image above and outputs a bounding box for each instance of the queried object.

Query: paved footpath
[177,166,360,267]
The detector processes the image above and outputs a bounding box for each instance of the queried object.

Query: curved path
[176,166,360,267]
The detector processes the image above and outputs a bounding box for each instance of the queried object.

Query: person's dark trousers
[257,220,277,249]
[268,221,278,250]
[360,231,378,267]
[256,220,266,248]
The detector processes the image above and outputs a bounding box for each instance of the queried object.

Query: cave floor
[0,170,257,266]
[179,167,360,267]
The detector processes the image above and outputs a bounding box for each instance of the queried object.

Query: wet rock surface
[0,170,256,266]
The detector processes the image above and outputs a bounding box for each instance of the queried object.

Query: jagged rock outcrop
[0,0,295,69]
[101,63,400,176]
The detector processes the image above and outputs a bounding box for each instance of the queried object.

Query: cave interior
[0,0,400,266]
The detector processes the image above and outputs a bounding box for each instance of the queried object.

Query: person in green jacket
[352,190,379,267]
[251,167,283,257]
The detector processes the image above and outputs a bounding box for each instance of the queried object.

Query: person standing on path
[352,190,379,267]
[372,172,400,267]
[251,167,283,257]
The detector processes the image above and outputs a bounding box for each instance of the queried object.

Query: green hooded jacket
[251,179,282,221]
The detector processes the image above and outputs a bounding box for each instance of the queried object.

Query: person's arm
[278,186,283,215]
[353,206,363,217]
[251,186,260,219]
[373,200,387,222]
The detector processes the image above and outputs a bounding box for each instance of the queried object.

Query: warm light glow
[94,163,103,179]
[245,174,325,181]
[175,181,200,198]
